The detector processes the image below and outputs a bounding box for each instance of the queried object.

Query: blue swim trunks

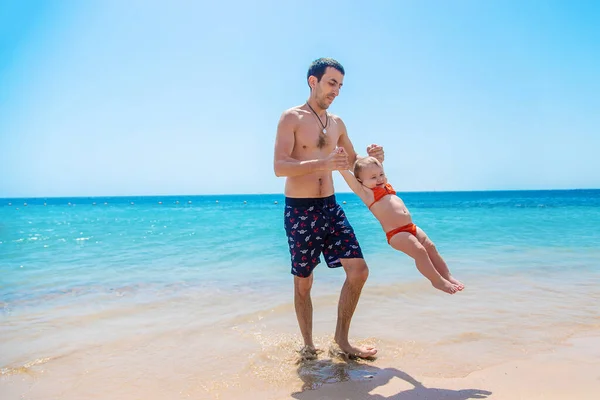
[283,195,364,277]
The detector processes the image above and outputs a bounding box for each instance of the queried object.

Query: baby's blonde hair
[353,156,382,181]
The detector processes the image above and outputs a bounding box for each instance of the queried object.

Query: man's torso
[285,106,342,199]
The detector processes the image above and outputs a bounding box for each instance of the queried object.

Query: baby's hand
[367,144,384,163]
[324,147,349,171]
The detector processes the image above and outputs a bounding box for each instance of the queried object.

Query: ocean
[1,190,600,399]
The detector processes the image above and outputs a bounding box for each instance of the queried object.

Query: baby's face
[359,164,387,189]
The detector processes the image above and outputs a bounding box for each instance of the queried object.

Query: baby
[339,152,464,294]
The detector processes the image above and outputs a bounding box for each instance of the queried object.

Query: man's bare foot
[447,276,464,291]
[298,345,320,362]
[432,278,459,294]
[332,342,378,360]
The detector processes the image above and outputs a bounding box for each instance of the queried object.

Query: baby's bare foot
[447,276,464,291]
[432,278,459,294]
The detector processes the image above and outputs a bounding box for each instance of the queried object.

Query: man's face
[313,67,344,109]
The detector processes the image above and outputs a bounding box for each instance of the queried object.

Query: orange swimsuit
[369,183,418,243]
[368,183,396,209]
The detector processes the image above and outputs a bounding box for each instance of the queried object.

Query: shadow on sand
[291,357,492,400]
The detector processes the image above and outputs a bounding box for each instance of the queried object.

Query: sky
[1,0,599,197]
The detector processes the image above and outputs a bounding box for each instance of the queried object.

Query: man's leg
[294,273,316,357]
[284,197,329,360]
[334,258,377,358]
[321,200,377,358]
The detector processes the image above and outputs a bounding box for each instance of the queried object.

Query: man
[273,57,384,359]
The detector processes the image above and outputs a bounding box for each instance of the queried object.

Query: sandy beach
[176,330,600,400]
[286,332,600,400]
[6,330,598,399]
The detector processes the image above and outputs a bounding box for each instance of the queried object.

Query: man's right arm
[273,111,325,177]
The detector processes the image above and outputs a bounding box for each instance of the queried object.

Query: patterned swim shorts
[283,195,364,277]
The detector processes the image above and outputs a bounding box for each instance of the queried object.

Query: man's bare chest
[295,123,339,152]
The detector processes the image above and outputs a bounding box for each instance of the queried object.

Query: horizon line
[1,187,599,200]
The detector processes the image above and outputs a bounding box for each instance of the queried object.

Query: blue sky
[1,0,599,197]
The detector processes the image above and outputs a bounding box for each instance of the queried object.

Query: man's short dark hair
[307,57,345,88]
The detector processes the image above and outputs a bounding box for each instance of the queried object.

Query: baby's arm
[339,170,370,204]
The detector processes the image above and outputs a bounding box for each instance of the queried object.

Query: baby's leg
[415,228,464,291]
[389,232,458,294]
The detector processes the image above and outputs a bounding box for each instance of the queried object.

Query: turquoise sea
[1,190,600,399]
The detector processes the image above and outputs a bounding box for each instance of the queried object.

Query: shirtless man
[273,57,384,359]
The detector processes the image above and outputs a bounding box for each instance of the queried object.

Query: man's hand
[324,147,350,171]
[367,144,384,163]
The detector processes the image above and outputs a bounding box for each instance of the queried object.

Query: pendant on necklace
[322,128,327,134]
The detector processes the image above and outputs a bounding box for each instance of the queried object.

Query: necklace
[306,102,328,134]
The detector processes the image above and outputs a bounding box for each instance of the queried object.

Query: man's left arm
[336,117,359,167]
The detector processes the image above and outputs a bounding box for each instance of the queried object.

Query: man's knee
[294,275,313,298]
[344,259,369,284]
